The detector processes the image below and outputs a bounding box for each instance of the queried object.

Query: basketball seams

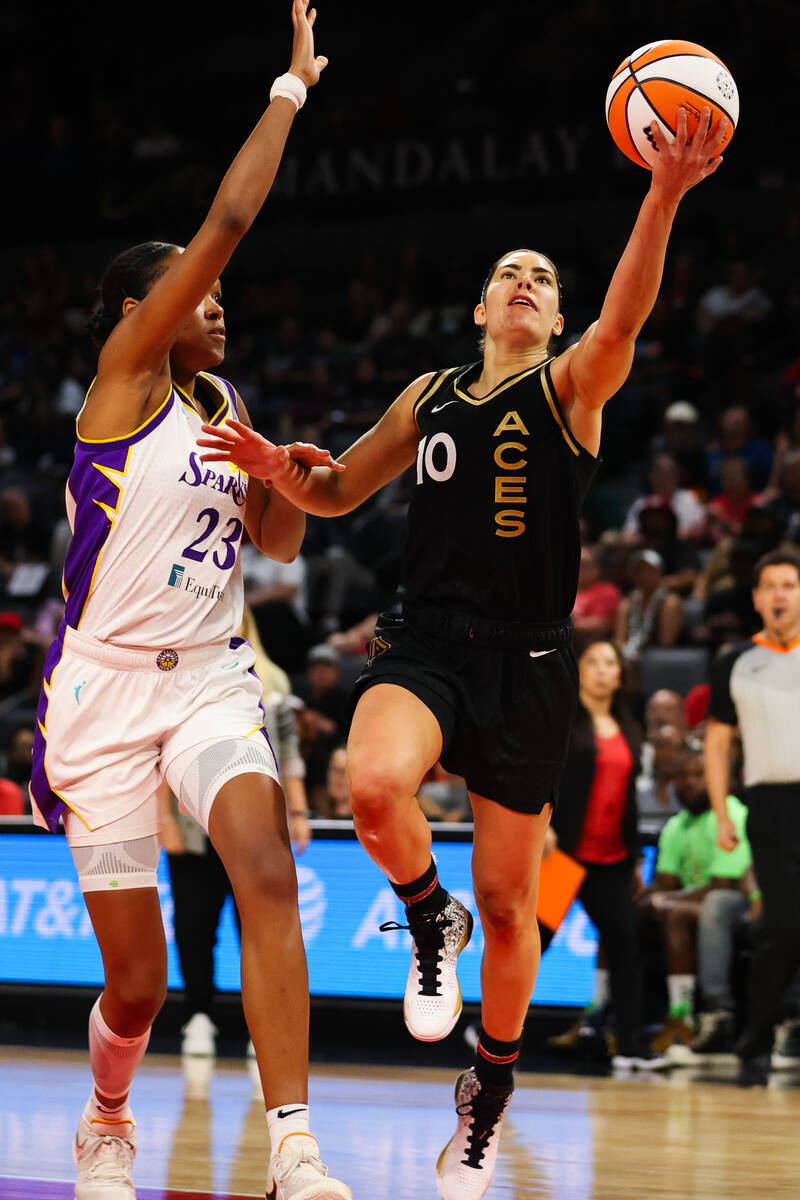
[620,72,651,168]
[637,78,736,129]
[630,42,730,73]
[607,42,738,168]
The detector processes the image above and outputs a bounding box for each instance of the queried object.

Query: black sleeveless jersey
[401,358,598,623]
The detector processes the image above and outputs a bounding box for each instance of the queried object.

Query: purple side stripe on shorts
[30,627,69,833]
[229,636,279,773]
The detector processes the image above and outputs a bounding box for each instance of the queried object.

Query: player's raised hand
[648,106,727,201]
[197,419,343,481]
[289,0,328,88]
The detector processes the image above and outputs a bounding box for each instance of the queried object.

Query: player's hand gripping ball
[606,39,739,168]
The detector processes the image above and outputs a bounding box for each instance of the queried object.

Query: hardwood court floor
[2,1047,800,1198]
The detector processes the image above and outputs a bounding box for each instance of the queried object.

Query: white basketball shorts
[30,626,280,847]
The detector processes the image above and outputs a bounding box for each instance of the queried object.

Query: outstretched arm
[197,373,431,516]
[554,108,728,454]
[97,1,326,384]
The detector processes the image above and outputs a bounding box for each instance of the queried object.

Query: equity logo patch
[168,563,185,588]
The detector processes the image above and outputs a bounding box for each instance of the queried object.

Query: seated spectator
[294,644,352,801]
[630,504,700,595]
[636,724,686,837]
[637,746,752,1057]
[623,453,706,543]
[316,745,352,819]
[647,400,707,493]
[702,458,762,545]
[615,550,685,687]
[543,637,667,1069]
[644,689,688,742]
[692,538,762,649]
[705,405,774,496]
[692,503,789,600]
[572,544,622,637]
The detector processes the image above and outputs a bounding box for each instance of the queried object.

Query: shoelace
[379,909,451,995]
[82,1134,135,1180]
[274,1146,329,1180]
[458,1084,509,1170]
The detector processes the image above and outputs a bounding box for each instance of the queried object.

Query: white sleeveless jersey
[62,372,248,650]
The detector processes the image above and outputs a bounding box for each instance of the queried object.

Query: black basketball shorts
[350,611,579,815]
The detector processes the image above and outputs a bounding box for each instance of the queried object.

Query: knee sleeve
[71,835,161,893]
[166,736,281,833]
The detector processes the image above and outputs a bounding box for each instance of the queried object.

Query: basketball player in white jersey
[28,5,351,1198]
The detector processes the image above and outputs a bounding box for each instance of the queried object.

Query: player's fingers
[200,422,238,439]
[223,418,252,435]
[198,452,237,464]
[706,116,729,153]
[196,439,236,452]
[648,121,669,152]
[676,106,688,145]
[308,7,316,26]
[316,55,328,72]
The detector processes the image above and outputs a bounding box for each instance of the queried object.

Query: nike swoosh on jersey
[431,401,458,413]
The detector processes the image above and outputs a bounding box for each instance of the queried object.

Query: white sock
[589,968,610,1011]
[85,1093,132,1126]
[667,974,695,1016]
[89,996,150,1107]
[266,1104,311,1155]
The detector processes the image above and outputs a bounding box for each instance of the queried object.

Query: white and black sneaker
[687,1010,736,1061]
[436,1068,511,1200]
[266,1132,352,1200]
[382,895,473,1041]
[611,1039,670,1071]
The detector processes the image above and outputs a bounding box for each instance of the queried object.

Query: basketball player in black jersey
[199,108,727,1199]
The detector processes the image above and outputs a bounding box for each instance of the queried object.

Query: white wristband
[270,73,307,112]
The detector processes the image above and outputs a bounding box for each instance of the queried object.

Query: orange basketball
[605,40,739,169]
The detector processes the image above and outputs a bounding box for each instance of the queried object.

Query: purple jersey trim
[62,441,130,630]
[75,386,175,449]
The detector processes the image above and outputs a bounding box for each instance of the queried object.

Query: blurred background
[1,0,799,1053]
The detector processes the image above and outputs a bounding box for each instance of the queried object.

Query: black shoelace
[458,1084,510,1169]
[379,908,451,995]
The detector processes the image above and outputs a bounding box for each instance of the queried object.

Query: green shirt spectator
[656,794,751,887]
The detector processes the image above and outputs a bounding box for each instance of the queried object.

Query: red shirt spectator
[572,545,622,636]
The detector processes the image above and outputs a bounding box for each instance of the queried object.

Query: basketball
[605,39,739,168]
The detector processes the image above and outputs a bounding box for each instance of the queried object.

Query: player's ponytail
[87,241,178,346]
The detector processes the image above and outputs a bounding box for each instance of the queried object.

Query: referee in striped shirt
[705,547,800,1085]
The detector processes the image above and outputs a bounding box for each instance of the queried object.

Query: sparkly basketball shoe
[436,1068,512,1199]
[383,894,474,1041]
[74,1102,136,1199]
[266,1133,352,1200]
